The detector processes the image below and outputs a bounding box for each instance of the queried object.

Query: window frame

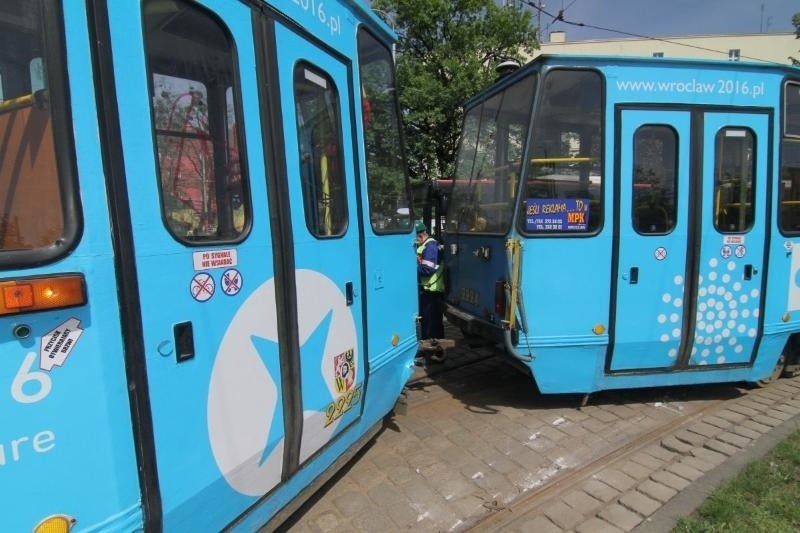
[0,0,83,269]
[292,60,349,239]
[142,0,252,245]
[631,124,679,236]
[518,67,605,238]
[778,78,800,236]
[712,126,756,234]
[783,80,800,139]
[356,26,412,235]
[446,71,538,236]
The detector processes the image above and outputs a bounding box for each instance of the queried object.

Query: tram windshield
[446,73,537,234]
[520,69,603,235]
[0,1,68,253]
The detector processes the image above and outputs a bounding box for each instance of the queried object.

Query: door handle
[174,321,195,363]
[345,281,354,306]
[629,267,639,284]
[744,264,757,280]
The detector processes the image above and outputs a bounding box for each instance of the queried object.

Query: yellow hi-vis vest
[416,238,444,293]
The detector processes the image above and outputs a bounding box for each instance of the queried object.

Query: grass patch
[674,428,800,532]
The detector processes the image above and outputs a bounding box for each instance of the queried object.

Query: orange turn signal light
[0,274,86,316]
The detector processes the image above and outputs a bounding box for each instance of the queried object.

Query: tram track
[288,336,800,532]
[460,389,730,531]
[401,338,791,531]
[396,343,742,530]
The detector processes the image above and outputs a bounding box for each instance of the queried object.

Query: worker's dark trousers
[419,289,444,340]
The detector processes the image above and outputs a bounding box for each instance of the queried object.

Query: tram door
[611,109,769,372]
[107,1,291,529]
[273,23,367,463]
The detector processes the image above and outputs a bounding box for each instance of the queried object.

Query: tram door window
[294,64,347,237]
[632,125,677,235]
[713,128,755,233]
[147,6,249,242]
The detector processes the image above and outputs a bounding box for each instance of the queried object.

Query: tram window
[522,69,603,235]
[448,73,537,234]
[357,29,411,233]
[780,81,800,234]
[632,125,677,234]
[0,0,73,256]
[784,81,800,137]
[293,64,347,237]
[713,128,755,233]
[144,0,249,242]
[779,139,800,233]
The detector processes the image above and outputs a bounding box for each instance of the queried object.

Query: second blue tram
[444,55,800,394]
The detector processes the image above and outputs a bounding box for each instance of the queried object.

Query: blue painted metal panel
[4,3,141,531]
[611,110,692,371]
[107,1,282,529]
[692,112,769,367]
[273,22,368,462]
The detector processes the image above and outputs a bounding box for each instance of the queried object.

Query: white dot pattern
[657,259,760,365]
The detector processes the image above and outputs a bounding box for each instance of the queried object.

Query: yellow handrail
[0,94,35,114]
[530,157,596,164]
[504,238,522,330]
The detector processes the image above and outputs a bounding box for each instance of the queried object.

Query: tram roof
[465,53,799,107]
[343,0,397,39]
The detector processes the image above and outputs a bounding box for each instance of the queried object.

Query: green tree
[372,0,538,182]
[792,12,800,66]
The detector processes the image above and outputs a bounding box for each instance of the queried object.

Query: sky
[529,0,798,42]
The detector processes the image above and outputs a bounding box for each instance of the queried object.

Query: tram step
[418,338,456,351]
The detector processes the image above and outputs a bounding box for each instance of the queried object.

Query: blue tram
[443,55,800,394]
[1,0,416,530]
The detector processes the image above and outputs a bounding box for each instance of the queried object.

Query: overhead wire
[516,0,796,67]
[543,0,577,35]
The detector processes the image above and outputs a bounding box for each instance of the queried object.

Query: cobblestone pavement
[278,326,800,532]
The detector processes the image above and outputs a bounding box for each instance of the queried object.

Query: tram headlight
[33,515,76,533]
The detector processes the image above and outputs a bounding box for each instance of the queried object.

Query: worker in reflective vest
[415,220,444,343]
